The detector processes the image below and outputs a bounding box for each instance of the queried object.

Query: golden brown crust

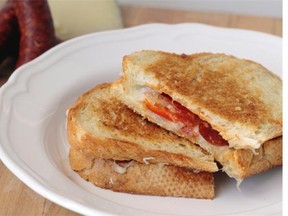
[121,50,282,149]
[145,52,281,128]
[67,83,218,172]
[69,148,215,199]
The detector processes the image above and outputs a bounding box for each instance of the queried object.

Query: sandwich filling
[144,89,228,147]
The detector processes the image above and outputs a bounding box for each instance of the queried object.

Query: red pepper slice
[144,98,173,121]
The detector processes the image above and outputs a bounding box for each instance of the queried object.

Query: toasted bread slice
[69,148,215,199]
[67,83,218,173]
[117,50,282,182]
[119,50,282,150]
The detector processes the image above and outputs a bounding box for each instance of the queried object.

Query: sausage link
[0,1,19,65]
[14,0,57,68]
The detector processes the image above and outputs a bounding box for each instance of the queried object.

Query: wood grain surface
[0,5,282,216]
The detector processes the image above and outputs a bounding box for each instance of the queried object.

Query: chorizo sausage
[14,0,57,68]
[0,1,19,65]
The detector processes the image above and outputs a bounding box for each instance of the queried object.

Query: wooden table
[0,5,282,216]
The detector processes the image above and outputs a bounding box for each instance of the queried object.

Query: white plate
[0,23,282,216]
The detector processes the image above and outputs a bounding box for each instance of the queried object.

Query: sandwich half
[67,82,217,199]
[117,50,282,182]
[69,147,214,199]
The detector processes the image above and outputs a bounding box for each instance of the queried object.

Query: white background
[117,0,282,18]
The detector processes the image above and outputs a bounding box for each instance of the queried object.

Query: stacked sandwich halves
[67,50,282,199]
